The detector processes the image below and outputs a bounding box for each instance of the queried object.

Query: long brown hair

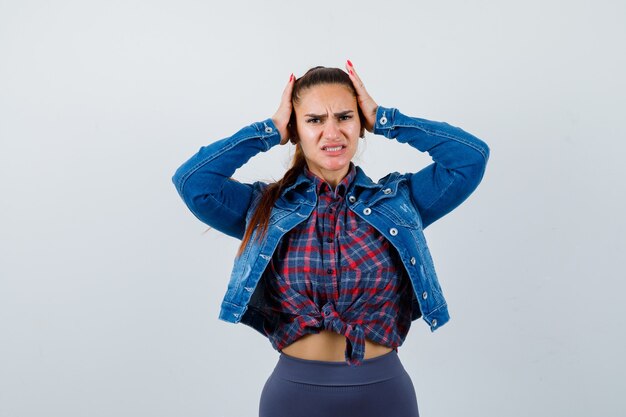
[235,66,365,257]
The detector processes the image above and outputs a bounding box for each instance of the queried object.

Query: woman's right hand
[272,73,295,145]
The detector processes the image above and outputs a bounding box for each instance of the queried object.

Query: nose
[324,119,340,140]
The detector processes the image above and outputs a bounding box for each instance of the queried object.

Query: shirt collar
[281,162,378,199]
[303,162,357,198]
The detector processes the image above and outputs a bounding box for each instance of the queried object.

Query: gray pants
[259,349,420,417]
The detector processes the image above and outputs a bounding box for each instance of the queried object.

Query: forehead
[294,83,357,110]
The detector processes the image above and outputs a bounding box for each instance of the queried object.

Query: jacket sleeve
[373,106,490,229]
[171,118,282,240]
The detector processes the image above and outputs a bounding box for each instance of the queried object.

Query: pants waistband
[273,349,406,386]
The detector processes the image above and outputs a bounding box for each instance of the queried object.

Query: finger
[281,73,295,105]
[346,61,362,84]
[345,61,370,100]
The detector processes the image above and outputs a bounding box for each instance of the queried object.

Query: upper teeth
[325,146,342,151]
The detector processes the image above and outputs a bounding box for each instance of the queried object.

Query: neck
[308,165,350,189]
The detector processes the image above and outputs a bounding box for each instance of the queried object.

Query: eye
[339,115,353,121]
[306,117,321,124]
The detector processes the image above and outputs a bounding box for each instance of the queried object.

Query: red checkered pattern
[262,162,414,366]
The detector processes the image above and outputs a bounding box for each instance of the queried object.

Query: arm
[171,119,281,239]
[373,106,490,229]
[346,61,490,229]
[171,74,295,240]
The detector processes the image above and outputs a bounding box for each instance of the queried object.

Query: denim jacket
[172,106,490,338]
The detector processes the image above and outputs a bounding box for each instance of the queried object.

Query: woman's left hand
[345,60,378,132]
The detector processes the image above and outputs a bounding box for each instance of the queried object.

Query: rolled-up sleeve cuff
[372,106,398,136]
[252,118,282,150]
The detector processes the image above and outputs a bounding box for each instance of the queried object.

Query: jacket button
[348,195,356,203]
[383,188,392,194]
[410,257,416,265]
[432,319,437,327]
[389,228,398,236]
[264,126,273,133]
[422,291,428,300]
[363,207,371,215]
[379,116,388,125]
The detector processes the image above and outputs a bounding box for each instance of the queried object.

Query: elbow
[477,140,490,181]
[469,135,490,166]
[171,163,188,200]
[462,153,489,196]
[481,140,490,165]
[464,151,488,187]
[454,141,489,191]
[465,136,490,179]
[473,142,489,179]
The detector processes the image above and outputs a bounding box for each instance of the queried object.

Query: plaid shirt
[263,162,414,366]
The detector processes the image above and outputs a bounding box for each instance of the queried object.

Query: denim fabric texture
[172,106,490,338]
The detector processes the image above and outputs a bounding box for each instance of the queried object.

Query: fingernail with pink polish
[347,59,353,67]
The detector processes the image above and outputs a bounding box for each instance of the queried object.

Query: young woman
[172,61,490,417]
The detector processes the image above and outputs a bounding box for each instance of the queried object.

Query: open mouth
[322,145,346,152]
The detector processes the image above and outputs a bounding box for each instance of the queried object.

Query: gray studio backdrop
[1,1,624,416]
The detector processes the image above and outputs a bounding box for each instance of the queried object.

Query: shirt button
[379,116,388,125]
[432,319,437,327]
[422,291,428,300]
[383,188,392,194]
[264,126,273,133]
[327,269,333,274]
[363,208,371,215]
[348,195,356,203]
[326,237,333,243]
[389,228,398,236]
[410,257,416,265]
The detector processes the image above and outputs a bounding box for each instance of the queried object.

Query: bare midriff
[280,329,393,362]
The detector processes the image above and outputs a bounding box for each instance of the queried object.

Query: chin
[324,160,351,170]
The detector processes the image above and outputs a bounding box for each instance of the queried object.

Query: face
[293,83,361,186]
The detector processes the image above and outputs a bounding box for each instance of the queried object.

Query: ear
[356,105,366,138]
[288,109,299,143]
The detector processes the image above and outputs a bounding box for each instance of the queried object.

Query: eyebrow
[304,110,354,118]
